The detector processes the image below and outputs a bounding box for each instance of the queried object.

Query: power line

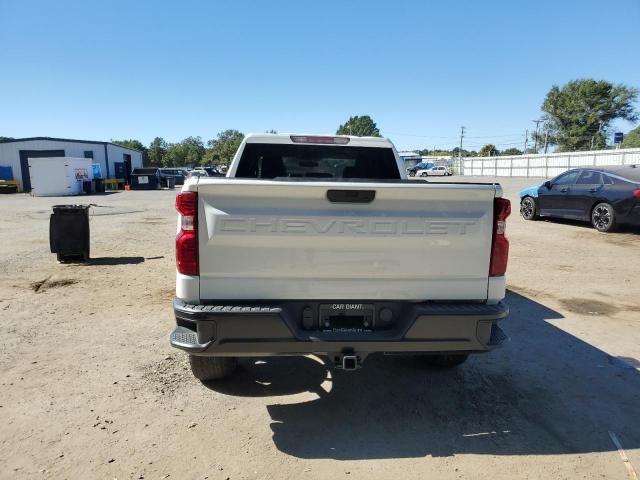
[386,131,526,139]
[532,119,543,152]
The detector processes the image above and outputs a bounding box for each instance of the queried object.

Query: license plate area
[319,304,374,332]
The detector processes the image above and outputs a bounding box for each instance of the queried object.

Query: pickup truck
[170,134,510,381]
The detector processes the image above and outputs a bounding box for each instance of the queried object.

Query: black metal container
[130,168,161,190]
[94,178,105,193]
[49,205,90,262]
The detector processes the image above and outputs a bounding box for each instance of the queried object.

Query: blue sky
[1,0,639,151]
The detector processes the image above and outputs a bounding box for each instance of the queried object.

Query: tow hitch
[333,353,364,371]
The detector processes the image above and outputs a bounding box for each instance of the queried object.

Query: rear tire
[520,196,539,220]
[189,355,236,381]
[425,354,468,368]
[591,202,617,233]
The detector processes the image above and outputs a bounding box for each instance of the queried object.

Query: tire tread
[426,354,469,368]
[189,355,236,381]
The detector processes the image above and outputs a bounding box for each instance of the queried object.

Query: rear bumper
[620,204,640,225]
[170,298,509,357]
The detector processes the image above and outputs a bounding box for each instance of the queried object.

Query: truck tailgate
[196,180,497,301]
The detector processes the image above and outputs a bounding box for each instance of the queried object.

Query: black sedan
[519,165,640,232]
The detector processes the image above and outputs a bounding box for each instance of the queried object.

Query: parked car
[204,167,225,177]
[407,162,434,176]
[519,166,640,232]
[159,168,188,185]
[188,168,209,178]
[170,133,510,380]
[417,165,452,177]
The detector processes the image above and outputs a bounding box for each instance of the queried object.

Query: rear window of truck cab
[235,143,401,180]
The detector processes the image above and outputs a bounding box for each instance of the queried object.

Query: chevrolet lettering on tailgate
[217,217,477,236]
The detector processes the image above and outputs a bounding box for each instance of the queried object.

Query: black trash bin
[94,178,105,193]
[82,180,92,195]
[166,176,175,189]
[49,205,90,262]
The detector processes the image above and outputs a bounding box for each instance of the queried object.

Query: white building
[0,137,143,192]
[398,151,422,168]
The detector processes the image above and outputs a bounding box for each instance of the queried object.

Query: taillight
[175,192,198,275]
[633,189,640,199]
[489,197,511,277]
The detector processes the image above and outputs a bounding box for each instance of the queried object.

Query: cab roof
[243,133,394,149]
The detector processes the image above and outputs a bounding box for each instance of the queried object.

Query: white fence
[462,148,640,177]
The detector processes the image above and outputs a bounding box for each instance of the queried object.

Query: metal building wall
[106,144,143,172]
[0,139,142,190]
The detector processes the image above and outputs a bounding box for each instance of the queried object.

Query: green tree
[182,136,206,165]
[539,79,638,151]
[111,139,148,164]
[418,148,457,157]
[147,137,167,167]
[0,136,14,142]
[164,137,205,167]
[500,147,523,156]
[163,143,182,167]
[336,115,381,137]
[622,126,640,148]
[206,129,244,166]
[479,144,498,156]
[450,147,476,157]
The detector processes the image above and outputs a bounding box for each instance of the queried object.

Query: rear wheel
[591,202,617,232]
[520,196,539,220]
[189,355,237,381]
[425,354,468,368]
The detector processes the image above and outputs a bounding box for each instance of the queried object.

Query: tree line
[112,129,245,168]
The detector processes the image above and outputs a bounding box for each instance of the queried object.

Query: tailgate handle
[326,189,375,203]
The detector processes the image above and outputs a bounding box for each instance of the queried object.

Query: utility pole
[532,119,543,153]
[543,129,549,154]
[524,129,528,153]
[459,126,465,175]
[590,121,604,150]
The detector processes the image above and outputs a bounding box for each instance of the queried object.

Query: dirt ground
[1,177,639,480]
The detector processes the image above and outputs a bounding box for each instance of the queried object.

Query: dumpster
[49,205,90,262]
[130,168,161,190]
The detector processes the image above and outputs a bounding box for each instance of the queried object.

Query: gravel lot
[1,177,639,480]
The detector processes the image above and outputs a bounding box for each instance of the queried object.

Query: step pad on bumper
[488,323,509,347]
[170,326,211,352]
[175,299,281,315]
